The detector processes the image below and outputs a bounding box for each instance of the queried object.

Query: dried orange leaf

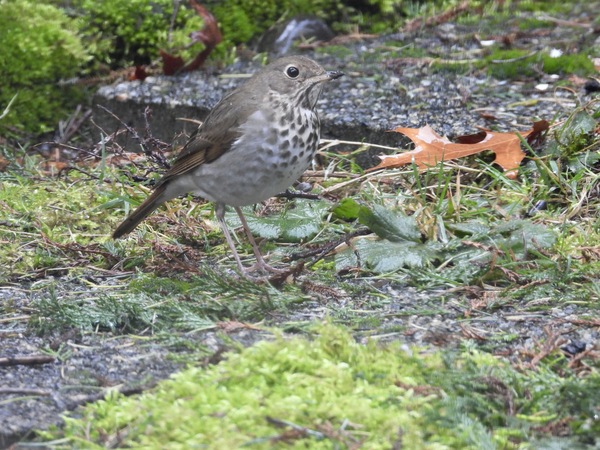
[39,161,70,175]
[368,123,547,176]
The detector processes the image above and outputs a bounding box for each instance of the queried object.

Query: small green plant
[210,0,340,52]
[541,52,595,76]
[73,0,204,67]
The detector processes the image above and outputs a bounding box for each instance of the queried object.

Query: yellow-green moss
[43,324,600,448]
[0,0,89,133]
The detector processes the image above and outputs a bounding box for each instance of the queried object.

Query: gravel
[93,25,589,169]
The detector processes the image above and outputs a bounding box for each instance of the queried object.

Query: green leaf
[358,204,421,243]
[447,221,491,237]
[494,220,556,255]
[331,197,361,220]
[228,200,330,243]
[558,110,596,141]
[336,237,440,272]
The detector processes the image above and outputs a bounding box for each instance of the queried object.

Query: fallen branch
[0,355,55,367]
[0,387,51,396]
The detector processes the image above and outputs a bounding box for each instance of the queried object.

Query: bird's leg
[215,203,250,276]
[233,206,287,274]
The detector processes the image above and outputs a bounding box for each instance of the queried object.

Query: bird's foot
[240,261,304,286]
[244,259,288,275]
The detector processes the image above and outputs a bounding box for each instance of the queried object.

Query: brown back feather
[157,76,267,187]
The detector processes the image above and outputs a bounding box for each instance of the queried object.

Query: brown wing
[158,129,239,184]
[157,78,265,188]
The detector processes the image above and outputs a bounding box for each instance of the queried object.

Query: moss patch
[46,325,600,448]
[482,49,595,79]
[0,0,89,133]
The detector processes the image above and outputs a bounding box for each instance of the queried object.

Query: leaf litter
[369,121,549,179]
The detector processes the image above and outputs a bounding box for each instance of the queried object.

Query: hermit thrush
[113,56,343,275]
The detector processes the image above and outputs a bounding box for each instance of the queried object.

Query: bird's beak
[310,70,344,84]
[327,70,344,80]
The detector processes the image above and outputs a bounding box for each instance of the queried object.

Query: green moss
[431,61,472,75]
[541,52,595,76]
[459,0,579,37]
[44,324,600,448]
[210,0,460,56]
[48,325,454,448]
[0,0,89,133]
[516,0,583,15]
[0,172,110,281]
[397,45,430,58]
[483,49,596,79]
[517,17,554,30]
[211,0,340,53]
[484,49,537,78]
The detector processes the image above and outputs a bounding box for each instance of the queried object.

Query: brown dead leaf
[160,50,186,76]
[525,119,550,148]
[161,1,222,75]
[128,65,149,81]
[477,111,499,121]
[368,122,549,178]
[188,0,222,49]
[38,161,70,175]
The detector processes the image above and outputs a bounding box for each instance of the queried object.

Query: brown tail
[113,184,170,239]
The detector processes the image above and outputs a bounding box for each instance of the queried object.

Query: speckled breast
[190,105,320,207]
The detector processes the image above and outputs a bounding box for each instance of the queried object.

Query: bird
[113,55,343,276]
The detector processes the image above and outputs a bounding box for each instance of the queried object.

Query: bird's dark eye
[286,65,300,78]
